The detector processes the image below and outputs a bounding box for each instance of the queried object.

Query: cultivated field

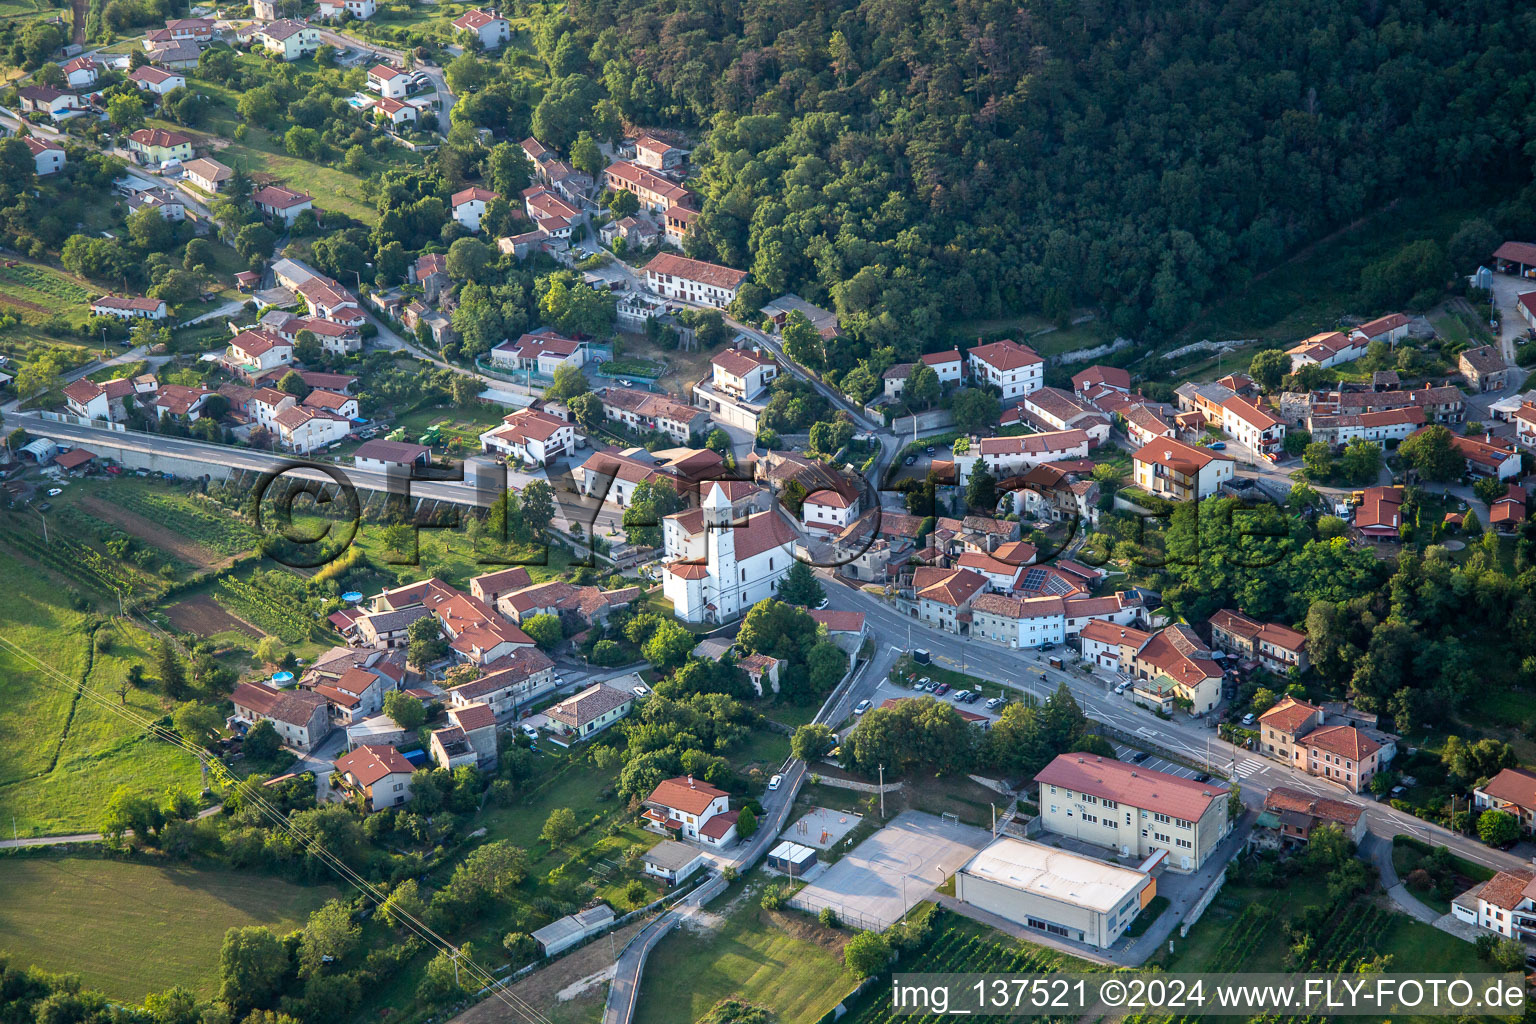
[164,594,263,638]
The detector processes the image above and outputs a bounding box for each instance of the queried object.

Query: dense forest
[558,0,1536,351]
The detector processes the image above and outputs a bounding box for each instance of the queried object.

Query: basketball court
[785,806,864,851]
[788,810,992,930]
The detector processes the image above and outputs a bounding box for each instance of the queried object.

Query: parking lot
[850,676,1014,736]
[1109,742,1224,785]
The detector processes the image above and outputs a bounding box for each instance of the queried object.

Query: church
[661,483,798,623]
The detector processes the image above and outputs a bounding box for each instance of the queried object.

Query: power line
[0,633,553,1024]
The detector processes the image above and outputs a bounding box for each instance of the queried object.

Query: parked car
[768,774,783,791]
[985,697,1002,710]
[903,455,917,465]
[519,723,538,738]
[1194,772,1211,783]
[1131,751,1150,763]
[933,682,950,695]
[952,689,970,702]
[46,488,62,496]
[1040,642,1056,652]
[632,684,649,697]
[854,699,871,715]
[1114,681,1128,694]
[925,445,935,454]
[1207,441,1226,450]
[36,502,51,512]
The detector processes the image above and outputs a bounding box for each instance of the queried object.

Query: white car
[519,723,539,738]
[632,684,650,697]
[816,596,830,609]
[1241,713,1256,726]
[768,774,783,791]
[1114,681,1128,694]
[47,488,62,496]
[854,699,871,715]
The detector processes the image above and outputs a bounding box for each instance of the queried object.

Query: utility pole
[878,764,885,819]
[33,505,47,544]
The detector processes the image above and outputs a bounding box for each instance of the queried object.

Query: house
[575,445,725,509]
[1005,463,1101,528]
[1491,485,1528,532]
[361,577,536,668]
[966,339,1043,400]
[367,63,410,98]
[478,407,576,465]
[309,665,390,725]
[303,388,359,419]
[662,484,796,624]
[451,186,497,232]
[642,775,738,846]
[164,16,214,40]
[1306,406,1425,447]
[402,300,454,345]
[22,136,64,176]
[144,40,201,68]
[522,185,580,237]
[632,134,685,171]
[1294,723,1384,794]
[262,310,361,355]
[1459,345,1512,393]
[128,127,193,166]
[256,19,320,60]
[956,430,1091,484]
[1353,485,1405,542]
[1012,387,1111,444]
[354,439,431,474]
[802,488,859,534]
[1421,429,1522,480]
[17,86,82,118]
[315,0,375,18]
[643,252,746,309]
[251,184,313,226]
[1078,620,1152,671]
[90,295,167,321]
[451,7,511,48]
[1218,396,1285,455]
[544,683,634,741]
[230,681,332,751]
[761,294,839,339]
[62,379,112,421]
[1132,437,1235,501]
[1207,608,1308,674]
[151,384,214,420]
[1255,695,1326,764]
[335,745,414,810]
[488,328,585,376]
[1451,870,1536,940]
[605,160,691,212]
[1125,624,1223,714]
[643,840,707,885]
[493,578,638,629]
[1474,767,1536,835]
[662,205,697,247]
[61,55,98,89]
[970,594,1067,649]
[710,347,776,401]
[429,723,478,771]
[445,646,559,719]
[128,186,186,221]
[413,252,449,303]
[537,160,593,202]
[1034,753,1230,872]
[223,329,293,380]
[599,215,659,248]
[128,65,185,94]
[296,276,364,327]
[597,387,710,443]
[920,349,964,385]
[954,837,1156,949]
[182,156,231,191]
[373,96,417,127]
[272,404,350,453]
[53,447,96,475]
[1072,365,1131,397]
[1258,787,1367,848]
[1286,330,1367,371]
[911,566,990,634]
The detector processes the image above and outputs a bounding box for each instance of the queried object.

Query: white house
[62,378,112,421]
[920,349,964,385]
[451,7,511,48]
[128,65,184,94]
[296,277,365,327]
[1219,396,1285,456]
[488,328,585,376]
[662,484,796,624]
[642,775,739,847]
[256,19,321,60]
[478,408,576,466]
[1132,437,1235,501]
[710,347,776,401]
[802,488,858,533]
[231,682,331,752]
[643,252,747,309]
[1287,330,1368,371]
[252,184,314,226]
[451,186,497,232]
[22,136,64,175]
[90,295,167,321]
[272,405,351,454]
[374,96,417,127]
[316,0,375,19]
[223,329,294,378]
[16,86,83,119]
[250,387,296,429]
[955,430,1091,484]
[335,745,414,811]
[367,63,410,98]
[182,157,232,191]
[968,339,1043,400]
[61,56,98,89]
[354,439,431,474]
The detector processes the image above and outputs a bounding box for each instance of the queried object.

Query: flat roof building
[955,837,1155,949]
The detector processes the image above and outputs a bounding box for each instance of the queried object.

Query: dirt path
[70,0,85,44]
[79,495,236,572]
[447,918,648,1024]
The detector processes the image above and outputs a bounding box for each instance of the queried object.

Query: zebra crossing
[1231,758,1264,778]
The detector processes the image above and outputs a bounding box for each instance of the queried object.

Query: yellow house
[127,127,194,166]
[257,19,320,60]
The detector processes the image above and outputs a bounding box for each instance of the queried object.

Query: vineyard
[214,571,317,643]
[108,487,259,556]
[0,520,165,607]
[845,910,1089,1024]
[1206,903,1273,969]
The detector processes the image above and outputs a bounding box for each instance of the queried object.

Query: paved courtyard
[790,810,992,930]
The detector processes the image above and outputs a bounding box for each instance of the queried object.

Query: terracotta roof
[1072,365,1131,391]
[470,566,533,598]
[546,683,633,729]
[1221,395,1280,430]
[1479,869,1536,911]
[920,349,962,367]
[644,252,747,291]
[182,157,231,182]
[452,7,504,29]
[606,160,691,203]
[452,186,498,206]
[967,339,1042,371]
[260,18,311,40]
[63,379,104,404]
[1304,724,1380,760]
[1078,619,1150,647]
[1355,485,1404,533]
[1257,695,1322,736]
[1355,313,1410,338]
[53,447,95,470]
[369,62,407,80]
[1135,625,1221,688]
[355,439,430,464]
[92,294,164,313]
[1263,785,1363,829]
[1035,753,1226,822]
[336,744,413,786]
[1480,768,1536,810]
[712,347,773,377]
[448,647,555,697]
[129,65,182,85]
[805,488,854,510]
[916,567,989,607]
[252,184,312,210]
[1134,436,1233,473]
[978,430,1091,457]
[449,702,497,731]
[809,609,864,633]
[698,809,739,839]
[232,681,326,727]
[732,508,796,560]
[647,775,728,816]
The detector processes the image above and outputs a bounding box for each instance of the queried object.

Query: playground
[785,806,864,851]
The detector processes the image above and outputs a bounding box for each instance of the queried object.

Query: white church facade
[661,483,797,623]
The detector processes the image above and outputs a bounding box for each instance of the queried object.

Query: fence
[814,775,906,795]
[785,892,897,933]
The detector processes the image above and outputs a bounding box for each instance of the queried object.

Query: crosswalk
[1231,758,1264,778]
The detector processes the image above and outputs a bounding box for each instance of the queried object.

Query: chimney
[1076,757,1085,763]
[687,775,695,789]
[1130,771,1138,778]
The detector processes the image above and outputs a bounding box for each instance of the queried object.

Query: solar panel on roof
[1022,568,1049,590]
[1045,575,1074,596]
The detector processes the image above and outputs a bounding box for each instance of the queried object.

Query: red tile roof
[1257,695,1322,736]
[1263,786,1363,829]
[967,338,1042,371]
[644,252,747,291]
[1478,767,1536,810]
[809,609,864,633]
[647,775,727,816]
[336,744,414,786]
[1304,724,1380,760]
[1035,753,1226,821]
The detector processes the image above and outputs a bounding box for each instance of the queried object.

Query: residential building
[1219,396,1285,455]
[21,136,64,175]
[335,745,414,810]
[182,156,231,191]
[252,184,314,226]
[62,55,98,88]
[605,159,691,212]
[223,329,293,380]
[17,86,82,118]
[144,40,201,68]
[1257,786,1367,848]
[493,578,638,628]
[367,63,410,98]
[127,185,186,221]
[761,294,839,339]
[1474,767,1536,835]
[1451,870,1536,940]
[911,566,989,634]
[373,96,417,127]
[1255,695,1326,764]
[955,837,1157,949]
[522,184,580,236]
[1121,403,1175,447]
[1460,345,1512,392]
[956,430,1092,484]
[1132,437,1235,501]
[643,840,707,885]
[544,683,635,741]
[920,348,964,385]
[597,387,710,443]
[632,134,685,171]
[128,65,184,94]
[451,186,497,232]
[296,276,364,327]
[642,775,739,846]
[966,339,1043,399]
[1286,330,1367,371]
[709,347,777,401]
[599,215,658,248]
[445,647,559,720]
[451,7,511,48]
[272,404,350,453]
[151,384,213,420]
[662,483,796,624]
[1078,620,1152,671]
[643,252,747,308]
[488,328,585,376]
[1072,365,1132,397]
[971,594,1066,649]
[441,703,498,768]
[1306,406,1425,447]
[662,204,697,247]
[1351,484,1404,542]
[1207,608,1308,674]
[360,577,536,668]
[90,295,167,321]
[315,0,375,18]
[1034,753,1231,872]
[1429,429,1521,480]
[478,407,576,465]
[256,19,320,59]
[1492,484,1528,533]
[802,488,859,534]
[128,127,193,165]
[1126,624,1223,714]
[230,681,332,751]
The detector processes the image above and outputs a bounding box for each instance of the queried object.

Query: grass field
[0,856,337,999]
[0,540,203,836]
[634,871,857,1024]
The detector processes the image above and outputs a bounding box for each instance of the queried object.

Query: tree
[298,900,361,975]
[966,463,997,514]
[807,641,847,694]
[445,236,494,283]
[218,926,290,1015]
[843,931,891,979]
[547,362,591,402]
[255,636,283,665]
[445,51,491,94]
[172,701,222,747]
[642,619,695,672]
[705,428,733,457]
[277,370,308,397]
[622,478,684,548]
[1302,441,1335,480]
[383,690,426,731]
[951,388,1000,433]
[570,130,604,179]
[540,806,579,846]
[781,310,825,369]
[791,723,835,761]
[1478,809,1520,847]
[407,615,449,669]
[243,719,282,764]
[486,142,533,196]
[522,612,563,649]
[107,91,146,130]
[157,637,188,699]
[568,392,604,431]
[1340,438,1381,483]
[1249,349,1290,392]
[904,364,939,408]
[607,188,640,218]
[777,560,825,607]
[1448,218,1502,272]
[104,786,161,844]
[1399,425,1464,482]
[379,879,427,929]
[521,480,557,539]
